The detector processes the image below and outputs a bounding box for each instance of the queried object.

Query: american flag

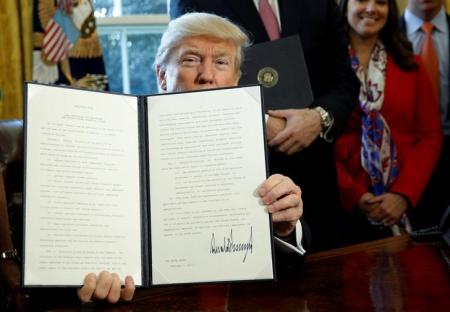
[43,9,80,64]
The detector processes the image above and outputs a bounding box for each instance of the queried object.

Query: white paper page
[148,86,273,285]
[24,84,142,286]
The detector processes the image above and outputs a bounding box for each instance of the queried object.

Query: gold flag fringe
[33,32,44,48]
[38,0,55,30]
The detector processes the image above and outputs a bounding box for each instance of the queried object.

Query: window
[93,0,169,95]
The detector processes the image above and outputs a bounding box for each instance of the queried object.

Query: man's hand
[366,193,408,226]
[267,108,322,155]
[77,271,135,304]
[266,115,286,141]
[259,174,303,237]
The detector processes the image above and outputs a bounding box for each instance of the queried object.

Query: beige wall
[397,0,408,14]
[396,0,450,14]
[397,0,407,13]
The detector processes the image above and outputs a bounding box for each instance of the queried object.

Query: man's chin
[195,85,219,91]
[171,86,210,93]
[171,84,220,93]
[418,0,442,11]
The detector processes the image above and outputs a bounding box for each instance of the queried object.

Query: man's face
[157,35,240,93]
[408,0,443,15]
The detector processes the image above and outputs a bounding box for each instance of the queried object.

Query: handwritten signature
[210,227,253,262]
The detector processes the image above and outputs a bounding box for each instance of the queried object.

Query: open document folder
[23,83,275,287]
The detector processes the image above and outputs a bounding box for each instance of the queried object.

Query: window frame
[96,14,169,93]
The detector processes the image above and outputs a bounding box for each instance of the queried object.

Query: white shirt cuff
[273,220,306,255]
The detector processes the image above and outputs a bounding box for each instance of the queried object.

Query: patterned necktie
[259,0,280,41]
[421,22,440,99]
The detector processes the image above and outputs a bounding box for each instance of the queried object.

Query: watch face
[323,112,332,128]
[315,107,332,128]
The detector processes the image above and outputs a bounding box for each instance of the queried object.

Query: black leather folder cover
[239,35,313,110]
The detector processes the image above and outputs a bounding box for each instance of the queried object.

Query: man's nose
[198,61,215,84]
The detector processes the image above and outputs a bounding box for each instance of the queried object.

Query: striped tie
[259,0,280,41]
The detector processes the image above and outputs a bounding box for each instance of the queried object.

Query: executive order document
[23,83,274,287]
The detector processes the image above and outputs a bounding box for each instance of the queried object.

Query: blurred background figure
[335,0,442,244]
[400,0,450,230]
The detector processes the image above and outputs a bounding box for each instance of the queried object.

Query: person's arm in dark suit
[274,219,311,272]
[315,0,360,140]
[308,0,359,141]
[268,0,359,147]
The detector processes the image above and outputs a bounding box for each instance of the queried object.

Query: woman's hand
[366,193,409,226]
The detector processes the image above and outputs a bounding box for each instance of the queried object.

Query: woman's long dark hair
[339,0,418,71]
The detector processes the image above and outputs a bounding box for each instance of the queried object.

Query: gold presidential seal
[257,67,279,88]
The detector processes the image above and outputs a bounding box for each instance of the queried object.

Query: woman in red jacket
[336,0,442,243]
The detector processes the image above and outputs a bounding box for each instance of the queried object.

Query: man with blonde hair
[154,12,249,85]
[77,12,308,304]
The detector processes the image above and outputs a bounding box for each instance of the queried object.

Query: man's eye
[181,56,200,65]
[216,58,231,67]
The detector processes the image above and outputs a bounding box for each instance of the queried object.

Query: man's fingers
[267,193,300,215]
[93,271,113,300]
[120,275,136,301]
[106,273,121,304]
[269,128,291,147]
[258,174,283,197]
[275,137,295,153]
[268,109,292,119]
[77,273,97,303]
[78,272,135,304]
[271,206,299,223]
[259,175,299,204]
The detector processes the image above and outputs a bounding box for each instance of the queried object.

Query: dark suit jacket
[170,0,360,251]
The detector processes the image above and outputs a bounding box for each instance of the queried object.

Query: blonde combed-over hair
[154,12,250,74]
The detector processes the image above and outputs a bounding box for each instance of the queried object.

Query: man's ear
[156,65,167,92]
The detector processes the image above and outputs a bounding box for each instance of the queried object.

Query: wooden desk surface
[53,235,450,311]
